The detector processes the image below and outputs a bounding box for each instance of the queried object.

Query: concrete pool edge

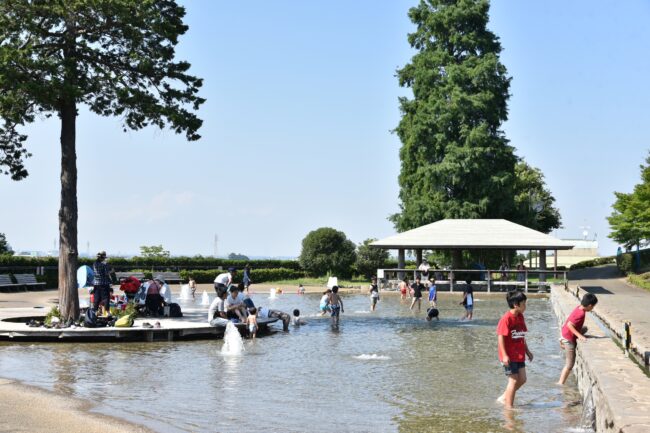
[551,286,650,433]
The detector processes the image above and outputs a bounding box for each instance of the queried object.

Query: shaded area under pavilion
[370,219,574,291]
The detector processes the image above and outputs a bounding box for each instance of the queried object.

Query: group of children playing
[496,289,598,409]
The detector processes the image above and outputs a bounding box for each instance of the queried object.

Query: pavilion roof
[371,219,573,250]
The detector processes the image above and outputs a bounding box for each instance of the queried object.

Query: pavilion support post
[416,249,423,267]
[529,250,532,268]
[539,249,547,284]
[554,249,557,277]
[398,249,405,280]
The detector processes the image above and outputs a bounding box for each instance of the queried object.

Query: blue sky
[1,0,648,257]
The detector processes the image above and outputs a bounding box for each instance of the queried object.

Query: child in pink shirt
[557,293,598,385]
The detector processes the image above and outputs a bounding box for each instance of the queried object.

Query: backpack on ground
[115,314,134,327]
[168,302,183,317]
[84,308,97,328]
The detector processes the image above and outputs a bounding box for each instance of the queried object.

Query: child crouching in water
[557,293,598,385]
[292,309,306,326]
[496,290,533,409]
[247,307,258,339]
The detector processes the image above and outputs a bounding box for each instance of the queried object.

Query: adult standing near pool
[243,264,252,293]
[92,251,112,312]
[214,267,236,294]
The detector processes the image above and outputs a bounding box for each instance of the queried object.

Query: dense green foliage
[299,228,357,278]
[180,268,305,284]
[355,238,390,279]
[227,253,250,261]
[569,256,616,270]
[616,248,650,275]
[139,245,170,258]
[0,0,204,320]
[0,233,13,255]
[608,152,650,249]
[390,0,560,238]
[513,161,562,233]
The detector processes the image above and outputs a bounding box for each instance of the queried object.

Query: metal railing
[377,268,568,293]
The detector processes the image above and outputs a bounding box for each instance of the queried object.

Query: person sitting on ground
[247,307,258,339]
[214,267,236,294]
[157,277,172,305]
[557,293,598,385]
[426,306,439,321]
[119,276,141,301]
[224,285,247,322]
[144,278,165,316]
[257,305,291,331]
[319,289,331,316]
[208,287,229,326]
[292,309,306,326]
[189,277,197,300]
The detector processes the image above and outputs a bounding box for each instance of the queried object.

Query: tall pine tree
[391,0,518,231]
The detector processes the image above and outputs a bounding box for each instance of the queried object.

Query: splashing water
[179,284,192,301]
[354,354,391,360]
[579,382,596,431]
[221,322,245,356]
[269,288,277,299]
[201,291,210,306]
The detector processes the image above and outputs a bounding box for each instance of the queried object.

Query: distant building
[551,239,599,267]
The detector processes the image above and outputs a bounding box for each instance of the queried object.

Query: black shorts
[503,361,526,376]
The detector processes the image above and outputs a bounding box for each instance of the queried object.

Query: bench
[0,274,23,292]
[155,272,183,284]
[115,272,146,281]
[14,274,47,291]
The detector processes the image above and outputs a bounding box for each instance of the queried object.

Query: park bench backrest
[0,274,15,285]
[159,272,182,283]
[14,274,39,284]
[115,272,146,280]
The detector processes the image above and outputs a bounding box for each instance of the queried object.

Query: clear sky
[1,0,648,258]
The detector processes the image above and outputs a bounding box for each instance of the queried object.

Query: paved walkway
[569,264,650,365]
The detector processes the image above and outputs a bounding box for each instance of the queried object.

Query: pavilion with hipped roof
[370,219,574,291]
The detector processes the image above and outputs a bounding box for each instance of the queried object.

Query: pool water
[0,293,588,433]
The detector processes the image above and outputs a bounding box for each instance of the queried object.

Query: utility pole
[213,234,218,258]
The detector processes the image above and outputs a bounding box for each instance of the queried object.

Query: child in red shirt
[557,293,598,385]
[496,290,533,409]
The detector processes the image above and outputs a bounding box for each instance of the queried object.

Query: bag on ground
[115,314,134,327]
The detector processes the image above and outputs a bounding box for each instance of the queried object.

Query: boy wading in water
[328,285,344,328]
[496,290,533,409]
[557,293,598,385]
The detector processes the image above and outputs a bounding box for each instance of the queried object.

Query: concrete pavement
[569,264,650,367]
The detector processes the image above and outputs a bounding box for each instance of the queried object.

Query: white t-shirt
[214,272,231,285]
[320,294,329,307]
[466,293,474,306]
[159,283,172,304]
[208,297,225,322]
[224,292,245,309]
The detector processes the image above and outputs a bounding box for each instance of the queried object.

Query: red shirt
[119,276,141,294]
[496,311,528,362]
[561,306,586,343]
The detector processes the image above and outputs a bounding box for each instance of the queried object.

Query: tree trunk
[58,99,79,321]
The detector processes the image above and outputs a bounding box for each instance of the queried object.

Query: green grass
[629,273,650,292]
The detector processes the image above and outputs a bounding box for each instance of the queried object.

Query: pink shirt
[561,306,586,343]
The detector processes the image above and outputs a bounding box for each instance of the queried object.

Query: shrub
[180,268,305,284]
[299,228,356,277]
[570,256,616,270]
[629,273,650,291]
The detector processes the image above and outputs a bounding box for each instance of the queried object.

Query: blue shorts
[330,305,340,317]
[465,305,474,312]
[503,361,525,376]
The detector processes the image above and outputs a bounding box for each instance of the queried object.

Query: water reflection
[0,295,586,433]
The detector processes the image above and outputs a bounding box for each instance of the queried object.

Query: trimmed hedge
[0,255,302,271]
[616,248,650,275]
[180,268,305,284]
[570,256,616,270]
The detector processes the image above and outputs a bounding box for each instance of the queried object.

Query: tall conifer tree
[391,0,517,231]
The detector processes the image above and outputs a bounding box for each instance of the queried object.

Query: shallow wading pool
[0,294,589,433]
